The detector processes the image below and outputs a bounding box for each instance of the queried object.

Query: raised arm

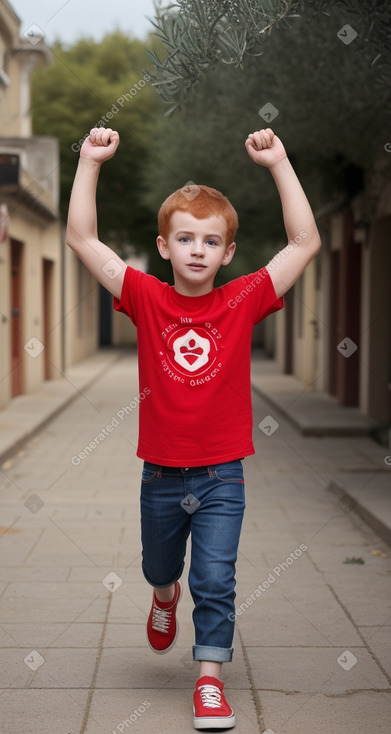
[66,127,126,300]
[245,128,321,299]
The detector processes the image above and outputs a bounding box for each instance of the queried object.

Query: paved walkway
[0,351,390,733]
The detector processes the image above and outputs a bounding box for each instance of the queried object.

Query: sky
[10,0,158,45]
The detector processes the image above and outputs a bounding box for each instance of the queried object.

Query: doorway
[10,239,23,396]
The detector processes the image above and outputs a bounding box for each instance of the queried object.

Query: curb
[0,350,126,466]
[327,479,391,549]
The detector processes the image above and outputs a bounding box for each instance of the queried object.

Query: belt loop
[208,466,213,477]
[157,466,162,478]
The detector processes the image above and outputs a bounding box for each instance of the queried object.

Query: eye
[206,239,218,247]
[179,236,190,243]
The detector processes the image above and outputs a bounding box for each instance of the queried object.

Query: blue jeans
[140,460,246,663]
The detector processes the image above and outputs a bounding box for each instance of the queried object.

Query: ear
[221,241,236,266]
[156,235,170,260]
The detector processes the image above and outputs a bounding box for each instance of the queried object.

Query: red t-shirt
[114,266,283,467]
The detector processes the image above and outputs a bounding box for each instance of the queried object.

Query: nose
[191,239,205,257]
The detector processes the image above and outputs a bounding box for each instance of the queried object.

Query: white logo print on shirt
[173,329,210,373]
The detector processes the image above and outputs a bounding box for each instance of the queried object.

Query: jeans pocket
[214,461,244,483]
[141,465,159,483]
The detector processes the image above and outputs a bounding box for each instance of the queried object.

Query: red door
[11,240,23,396]
[43,259,53,380]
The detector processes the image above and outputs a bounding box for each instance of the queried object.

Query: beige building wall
[111,255,147,348]
[0,3,50,138]
[64,246,99,369]
[0,210,62,407]
[0,223,12,407]
[0,2,62,409]
[362,214,391,422]
[289,259,319,387]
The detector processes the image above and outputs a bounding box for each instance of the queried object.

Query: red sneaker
[146,581,182,654]
[193,676,235,729]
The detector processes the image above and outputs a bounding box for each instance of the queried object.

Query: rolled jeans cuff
[192,645,233,663]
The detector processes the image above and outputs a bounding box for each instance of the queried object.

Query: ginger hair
[158,184,238,246]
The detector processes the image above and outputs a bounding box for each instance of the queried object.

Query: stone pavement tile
[44,506,91,520]
[324,573,391,627]
[27,550,120,567]
[0,622,103,648]
[4,581,105,600]
[0,531,44,566]
[86,688,257,734]
[0,595,108,623]
[236,542,310,573]
[0,689,88,734]
[235,588,362,648]
[109,593,149,625]
[85,506,130,520]
[28,647,98,688]
[358,626,391,672]
[316,548,391,578]
[104,623,148,648]
[0,565,70,582]
[104,619,196,647]
[304,517,381,549]
[259,690,391,734]
[25,524,129,554]
[68,565,143,583]
[246,646,389,693]
[96,644,249,689]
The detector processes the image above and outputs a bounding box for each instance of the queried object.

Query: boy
[66,126,321,729]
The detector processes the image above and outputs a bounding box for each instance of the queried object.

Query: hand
[245,128,287,168]
[80,127,120,163]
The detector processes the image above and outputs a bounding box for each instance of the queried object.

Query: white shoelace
[151,603,172,633]
[198,684,222,709]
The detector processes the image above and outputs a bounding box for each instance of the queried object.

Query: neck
[173,275,214,297]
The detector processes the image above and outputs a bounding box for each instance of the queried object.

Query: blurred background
[0,0,390,446]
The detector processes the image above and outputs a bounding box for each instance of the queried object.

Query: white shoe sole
[193,709,236,729]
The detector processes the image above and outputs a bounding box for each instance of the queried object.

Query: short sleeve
[113,266,144,325]
[226,266,284,324]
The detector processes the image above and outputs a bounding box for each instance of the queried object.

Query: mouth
[187,263,207,271]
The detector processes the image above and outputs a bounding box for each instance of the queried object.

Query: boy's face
[156,211,236,296]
